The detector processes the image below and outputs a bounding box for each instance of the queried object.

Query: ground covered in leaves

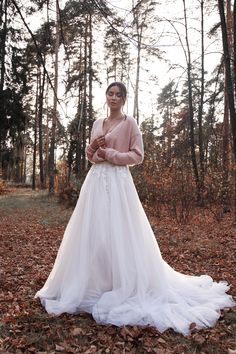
[0,185,236,354]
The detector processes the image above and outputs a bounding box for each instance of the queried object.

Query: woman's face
[106,85,125,110]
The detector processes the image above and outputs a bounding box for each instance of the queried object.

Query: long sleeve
[86,124,105,164]
[86,145,105,164]
[105,132,144,166]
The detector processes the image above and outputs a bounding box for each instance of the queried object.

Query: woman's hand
[97,147,106,159]
[91,135,106,150]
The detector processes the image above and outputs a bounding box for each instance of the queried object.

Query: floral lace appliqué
[91,163,129,192]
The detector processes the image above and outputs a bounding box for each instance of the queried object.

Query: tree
[218,0,236,160]
[0,1,30,182]
[222,0,233,212]
[197,0,206,194]
[218,0,236,221]
[131,0,158,124]
[182,0,202,201]
[157,81,178,166]
[48,0,60,195]
[62,0,108,178]
[104,18,130,84]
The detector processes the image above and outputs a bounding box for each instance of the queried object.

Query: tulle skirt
[35,162,235,335]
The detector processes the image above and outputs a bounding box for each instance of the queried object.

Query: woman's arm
[86,124,106,163]
[86,145,105,163]
[103,133,144,166]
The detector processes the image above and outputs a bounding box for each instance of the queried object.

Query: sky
[24,0,222,125]
[97,0,222,121]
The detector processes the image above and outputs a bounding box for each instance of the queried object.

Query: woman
[36,82,235,336]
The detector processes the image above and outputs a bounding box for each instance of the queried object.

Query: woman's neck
[108,109,123,120]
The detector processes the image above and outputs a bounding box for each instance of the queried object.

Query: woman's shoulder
[94,117,105,123]
[125,115,136,123]
[125,115,141,133]
[92,117,105,127]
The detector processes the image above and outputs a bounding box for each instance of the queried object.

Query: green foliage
[0,89,26,141]
[104,17,130,82]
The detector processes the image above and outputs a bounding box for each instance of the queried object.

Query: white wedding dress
[35,162,235,335]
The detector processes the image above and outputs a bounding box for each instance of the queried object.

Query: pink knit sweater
[86,115,144,166]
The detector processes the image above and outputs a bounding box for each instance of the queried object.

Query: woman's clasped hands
[91,135,106,159]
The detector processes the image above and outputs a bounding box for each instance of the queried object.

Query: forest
[0,0,236,353]
[0,0,235,218]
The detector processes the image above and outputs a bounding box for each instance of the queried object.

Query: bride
[35,82,235,335]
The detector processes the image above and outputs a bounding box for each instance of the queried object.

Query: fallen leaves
[192,333,206,346]
[71,327,85,336]
[0,187,235,353]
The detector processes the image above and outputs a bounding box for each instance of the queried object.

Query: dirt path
[0,187,235,353]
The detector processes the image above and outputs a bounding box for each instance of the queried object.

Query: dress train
[35,163,235,335]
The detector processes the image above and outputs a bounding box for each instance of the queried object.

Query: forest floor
[0,185,236,354]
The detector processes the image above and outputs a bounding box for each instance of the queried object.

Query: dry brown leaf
[189,322,197,330]
[153,348,166,354]
[120,326,133,339]
[84,345,97,354]
[156,337,166,345]
[71,327,84,336]
[55,344,65,352]
[193,334,205,345]
[228,349,236,354]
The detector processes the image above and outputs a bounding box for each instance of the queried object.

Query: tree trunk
[48,16,59,193]
[48,0,60,195]
[219,0,236,221]
[38,65,46,188]
[166,91,173,166]
[44,79,50,185]
[88,12,93,140]
[222,0,232,212]
[0,0,7,93]
[15,137,22,183]
[233,0,236,220]
[81,16,88,175]
[32,70,39,190]
[183,0,201,201]
[133,39,141,124]
[75,41,83,177]
[219,0,236,156]
[23,144,27,183]
[198,0,205,193]
[222,89,231,210]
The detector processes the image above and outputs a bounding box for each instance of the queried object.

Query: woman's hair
[106,82,127,102]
